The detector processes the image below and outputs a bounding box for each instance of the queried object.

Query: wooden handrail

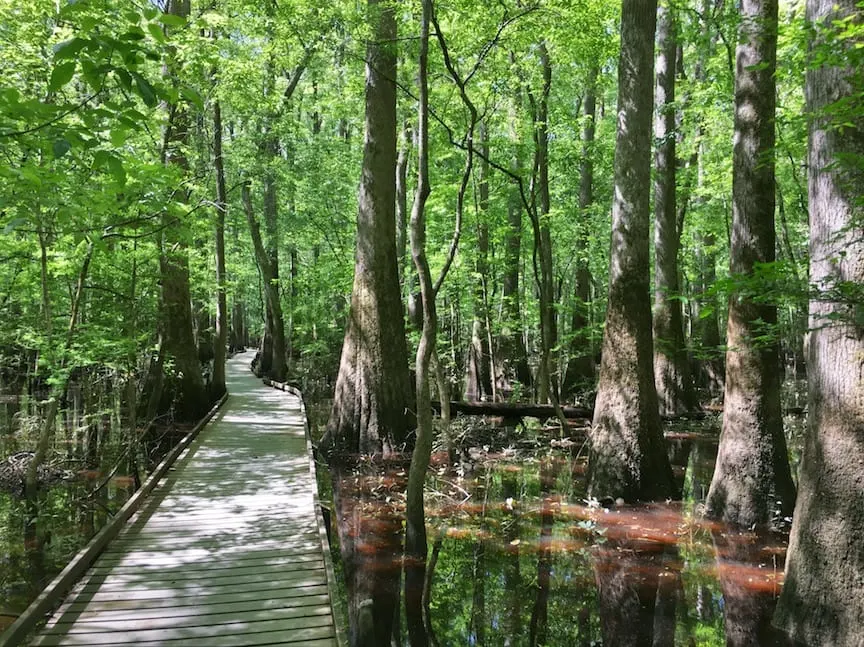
[261,376,348,647]
[0,392,229,647]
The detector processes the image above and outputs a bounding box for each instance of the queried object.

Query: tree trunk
[323,2,412,643]
[652,2,694,417]
[533,42,558,405]
[563,64,598,397]
[405,1,433,643]
[261,138,288,381]
[588,0,676,502]
[242,182,288,383]
[704,0,796,529]
[495,107,532,398]
[159,0,207,422]
[465,124,493,401]
[775,1,864,643]
[396,121,411,289]
[211,100,228,398]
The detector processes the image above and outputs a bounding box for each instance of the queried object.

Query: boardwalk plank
[56,585,332,614]
[31,352,339,647]
[44,595,332,626]
[31,621,335,646]
[43,605,333,634]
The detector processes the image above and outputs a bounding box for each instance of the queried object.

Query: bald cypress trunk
[495,88,532,399]
[652,2,694,417]
[563,65,598,397]
[324,2,412,643]
[775,1,864,643]
[465,125,493,402]
[211,99,228,398]
[704,0,796,529]
[588,0,675,502]
[159,0,207,422]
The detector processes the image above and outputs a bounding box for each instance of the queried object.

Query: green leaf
[53,139,71,159]
[114,68,132,92]
[130,72,157,108]
[109,128,128,147]
[181,86,203,111]
[147,23,166,43]
[158,13,187,28]
[3,217,28,234]
[106,156,126,185]
[53,37,87,59]
[92,149,111,169]
[49,61,76,92]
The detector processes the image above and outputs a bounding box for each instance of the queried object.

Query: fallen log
[431,400,591,419]
[430,401,712,422]
[429,401,804,422]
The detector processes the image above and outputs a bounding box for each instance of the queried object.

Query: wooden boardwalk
[30,352,338,646]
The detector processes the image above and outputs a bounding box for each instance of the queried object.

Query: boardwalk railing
[2,351,345,646]
[262,377,347,647]
[0,394,228,647]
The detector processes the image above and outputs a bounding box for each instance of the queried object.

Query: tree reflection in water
[321,419,797,646]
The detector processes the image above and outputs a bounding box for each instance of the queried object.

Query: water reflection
[0,431,170,624]
[712,531,789,647]
[321,413,799,646]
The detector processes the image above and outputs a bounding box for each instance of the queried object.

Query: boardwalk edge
[0,392,229,647]
[262,376,348,647]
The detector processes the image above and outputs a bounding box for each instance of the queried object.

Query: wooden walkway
[30,352,338,646]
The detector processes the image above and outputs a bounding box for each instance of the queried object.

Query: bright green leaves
[158,13,187,28]
[147,23,167,44]
[53,37,88,60]
[48,61,77,92]
[93,150,127,186]
[130,71,158,108]
[52,139,72,159]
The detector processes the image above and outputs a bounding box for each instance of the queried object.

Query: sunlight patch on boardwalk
[32,352,337,646]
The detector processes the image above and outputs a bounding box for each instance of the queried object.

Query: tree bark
[775,1,864,643]
[652,2,694,417]
[159,0,207,422]
[495,83,532,398]
[405,1,433,643]
[396,121,411,289]
[212,100,228,399]
[563,65,598,397]
[323,3,412,643]
[465,123,493,401]
[323,0,412,460]
[588,0,676,502]
[242,182,288,384]
[704,0,796,529]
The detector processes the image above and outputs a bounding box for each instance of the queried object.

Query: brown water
[0,424,190,629]
[322,413,805,646]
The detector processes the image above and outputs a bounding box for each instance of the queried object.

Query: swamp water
[318,411,806,647]
[0,422,191,629]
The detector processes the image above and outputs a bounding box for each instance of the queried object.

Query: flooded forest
[1,0,862,645]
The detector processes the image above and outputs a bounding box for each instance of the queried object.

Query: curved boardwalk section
[31,352,337,646]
